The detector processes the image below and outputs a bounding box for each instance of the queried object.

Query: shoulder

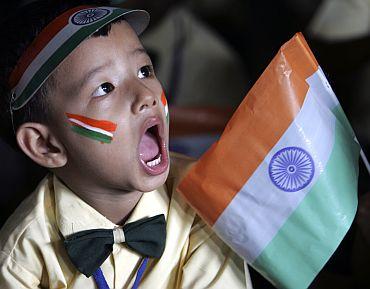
[0,175,55,264]
[166,153,216,245]
[165,153,248,287]
[167,151,196,190]
[165,152,197,218]
[182,215,247,288]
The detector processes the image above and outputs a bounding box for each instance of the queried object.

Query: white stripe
[69,118,113,138]
[13,7,115,100]
[165,105,169,116]
[213,69,337,262]
[310,66,339,110]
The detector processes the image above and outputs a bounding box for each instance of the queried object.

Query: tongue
[139,131,160,162]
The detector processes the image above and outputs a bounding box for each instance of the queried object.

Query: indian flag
[66,113,117,144]
[178,33,360,289]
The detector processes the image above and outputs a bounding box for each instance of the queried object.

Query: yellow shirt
[0,153,251,288]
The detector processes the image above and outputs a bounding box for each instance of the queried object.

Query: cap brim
[117,9,150,35]
[11,7,150,110]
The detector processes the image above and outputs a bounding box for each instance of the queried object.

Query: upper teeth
[146,154,161,167]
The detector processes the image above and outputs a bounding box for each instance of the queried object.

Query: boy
[0,0,250,288]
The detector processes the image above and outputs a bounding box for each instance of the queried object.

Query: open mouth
[138,118,169,175]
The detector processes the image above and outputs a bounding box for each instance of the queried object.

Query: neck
[77,190,143,225]
[57,175,143,225]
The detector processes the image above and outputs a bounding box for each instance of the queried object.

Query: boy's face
[48,21,169,194]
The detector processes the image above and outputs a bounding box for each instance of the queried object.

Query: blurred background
[1,0,370,287]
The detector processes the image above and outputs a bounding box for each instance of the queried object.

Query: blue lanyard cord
[131,257,149,289]
[93,257,149,289]
[93,268,110,289]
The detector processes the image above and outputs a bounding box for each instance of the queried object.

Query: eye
[92,82,115,97]
[137,65,153,79]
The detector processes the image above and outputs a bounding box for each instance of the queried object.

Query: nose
[132,87,157,114]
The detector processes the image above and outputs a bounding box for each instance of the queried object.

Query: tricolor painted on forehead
[161,91,169,122]
[9,6,149,111]
[66,113,117,144]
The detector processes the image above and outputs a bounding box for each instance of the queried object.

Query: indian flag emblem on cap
[70,8,111,25]
[161,91,169,122]
[66,113,117,144]
[9,6,150,111]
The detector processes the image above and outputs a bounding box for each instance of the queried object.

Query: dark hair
[0,0,110,149]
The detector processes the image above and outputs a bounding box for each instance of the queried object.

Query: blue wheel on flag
[269,146,315,192]
[71,8,110,25]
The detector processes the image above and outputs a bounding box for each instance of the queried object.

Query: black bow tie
[64,214,166,277]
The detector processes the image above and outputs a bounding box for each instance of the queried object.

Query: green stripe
[13,8,125,110]
[332,104,356,138]
[71,125,112,143]
[252,107,360,289]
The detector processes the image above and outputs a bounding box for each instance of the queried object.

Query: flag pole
[360,149,370,176]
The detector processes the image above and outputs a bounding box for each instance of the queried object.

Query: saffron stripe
[8,5,92,87]
[71,126,113,143]
[161,91,169,121]
[12,7,92,98]
[66,113,117,132]
[178,33,318,226]
[161,92,167,106]
[12,8,125,109]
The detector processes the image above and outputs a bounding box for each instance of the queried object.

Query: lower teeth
[146,154,162,167]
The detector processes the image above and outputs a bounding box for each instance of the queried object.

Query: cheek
[63,124,133,179]
[65,113,118,144]
[60,112,130,170]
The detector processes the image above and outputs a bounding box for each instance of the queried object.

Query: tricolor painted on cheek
[161,91,169,122]
[66,113,117,143]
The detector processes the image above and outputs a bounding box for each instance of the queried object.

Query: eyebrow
[68,48,149,96]
[79,48,147,87]
[131,47,149,58]
[78,60,114,91]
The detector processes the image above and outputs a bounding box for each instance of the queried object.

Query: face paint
[66,113,117,143]
[161,91,169,123]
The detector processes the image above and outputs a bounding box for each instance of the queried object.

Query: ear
[16,122,67,168]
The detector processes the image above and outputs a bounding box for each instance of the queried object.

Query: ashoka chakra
[71,8,110,25]
[268,146,315,192]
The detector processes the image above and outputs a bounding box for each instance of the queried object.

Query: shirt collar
[53,175,170,238]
